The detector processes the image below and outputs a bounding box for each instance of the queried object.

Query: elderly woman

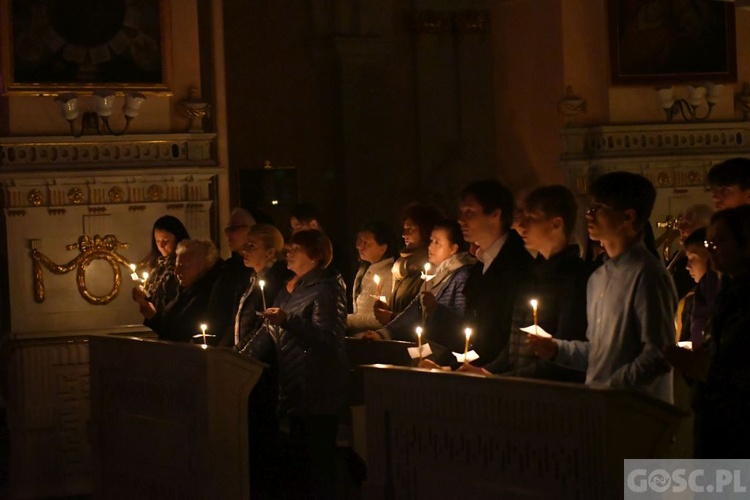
[139,239,223,342]
[374,202,443,325]
[132,215,190,314]
[347,221,396,335]
[366,220,474,351]
[241,229,347,499]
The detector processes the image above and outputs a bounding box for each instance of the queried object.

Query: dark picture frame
[608,0,737,86]
[0,0,172,93]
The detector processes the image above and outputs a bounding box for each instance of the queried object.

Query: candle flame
[464,327,472,339]
[129,263,136,271]
[142,271,149,281]
[259,279,265,289]
[530,299,538,310]
[373,274,380,285]
[416,326,423,336]
[424,263,431,273]
[200,323,207,333]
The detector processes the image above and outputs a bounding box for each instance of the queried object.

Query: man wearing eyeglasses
[528,172,677,403]
[707,157,750,210]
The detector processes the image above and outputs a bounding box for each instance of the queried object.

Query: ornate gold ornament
[28,189,45,206]
[147,184,164,201]
[31,234,132,305]
[68,187,85,204]
[108,186,125,203]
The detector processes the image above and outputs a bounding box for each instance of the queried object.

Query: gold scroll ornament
[31,234,132,305]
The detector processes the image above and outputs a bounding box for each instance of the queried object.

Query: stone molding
[0,133,217,170]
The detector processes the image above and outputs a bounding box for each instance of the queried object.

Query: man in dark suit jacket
[458,180,534,365]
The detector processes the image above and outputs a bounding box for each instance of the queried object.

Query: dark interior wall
[222,1,495,248]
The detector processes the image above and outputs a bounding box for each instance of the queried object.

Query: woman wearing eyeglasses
[240,229,347,498]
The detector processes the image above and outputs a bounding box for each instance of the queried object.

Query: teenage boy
[528,172,677,403]
[707,157,750,210]
[458,180,533,363]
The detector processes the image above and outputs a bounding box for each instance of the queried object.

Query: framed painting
[0,0,172,93]
[608,0,737,85]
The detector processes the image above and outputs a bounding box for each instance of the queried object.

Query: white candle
[200,323,208,344]
[259,279,267,310]
[416,326,423,360]
[530,299,539,336]
[463,327,472,362]
[129,263,139,281]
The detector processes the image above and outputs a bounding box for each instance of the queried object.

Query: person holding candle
[457,180,534,364]
[347,221,396,334]
[527,172,676,403]
[131,215,190,314]
[455,185,591,382]
[365,220,474,355]
[139,239,226,343]
[373,202,443,325]
[234,223,293,350]
[240,229,347,498]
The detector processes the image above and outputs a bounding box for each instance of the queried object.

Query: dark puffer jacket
[241,266,348,417]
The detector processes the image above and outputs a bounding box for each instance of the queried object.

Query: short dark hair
[359,221,396,260]
[400,202,444,246]
[707,158,750,190]
[588,172,656,233]
[150,216,190,265]
[710,205,750,252]
[291,203,323,225]
[289,229,333,268]
[524,185,579,238]
[432,219,469,252]
[683,227,707,249]
[461,179,514,231]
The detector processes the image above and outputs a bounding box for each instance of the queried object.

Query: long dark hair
[147,215,190,267]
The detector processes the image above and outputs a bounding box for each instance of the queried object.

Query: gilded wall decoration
[27,189,44,206]
[108,186,125,203]
[67,187,85,205]
[31,234,132,305]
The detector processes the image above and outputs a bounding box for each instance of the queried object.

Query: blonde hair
[175,239,219,267]
[249,223,285,257]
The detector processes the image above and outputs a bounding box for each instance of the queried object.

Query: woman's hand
[418,358,450,371]
[456,363,490,376]
[131,286,148,306]
[264,307,288,326]
[361,330,384,340]
[139,301,157,320]
[373,300,393,325]
[420,291,437,317]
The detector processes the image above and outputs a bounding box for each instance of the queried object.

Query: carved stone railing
[0,133,217,170]
[560,121,750,194]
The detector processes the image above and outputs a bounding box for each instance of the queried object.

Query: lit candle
[374,274,382,298]
[424,262,431,275]
[259,279,268,310]
[530,299,539,336]
[463,327,472,362]
[138,271,151,298]
[416,326,423,361]
[129,263,139,281]
[200,323,208,344]
[141,271,149,283]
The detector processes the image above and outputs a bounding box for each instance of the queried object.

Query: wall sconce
[656,84,723,122]
[54,91,146,137]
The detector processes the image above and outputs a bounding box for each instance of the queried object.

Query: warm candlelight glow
[129,263,139,281]
[416,326,423,360]
[530,299,539,335]
[424,263,431,274]
[463,327,472,361]
[258,279,268,310]
[141,271,149,282]
[374,274,382,297]
[129,263,136,271]
[201,323,207,334]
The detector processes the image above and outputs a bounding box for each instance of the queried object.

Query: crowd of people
[129,157,750,498]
